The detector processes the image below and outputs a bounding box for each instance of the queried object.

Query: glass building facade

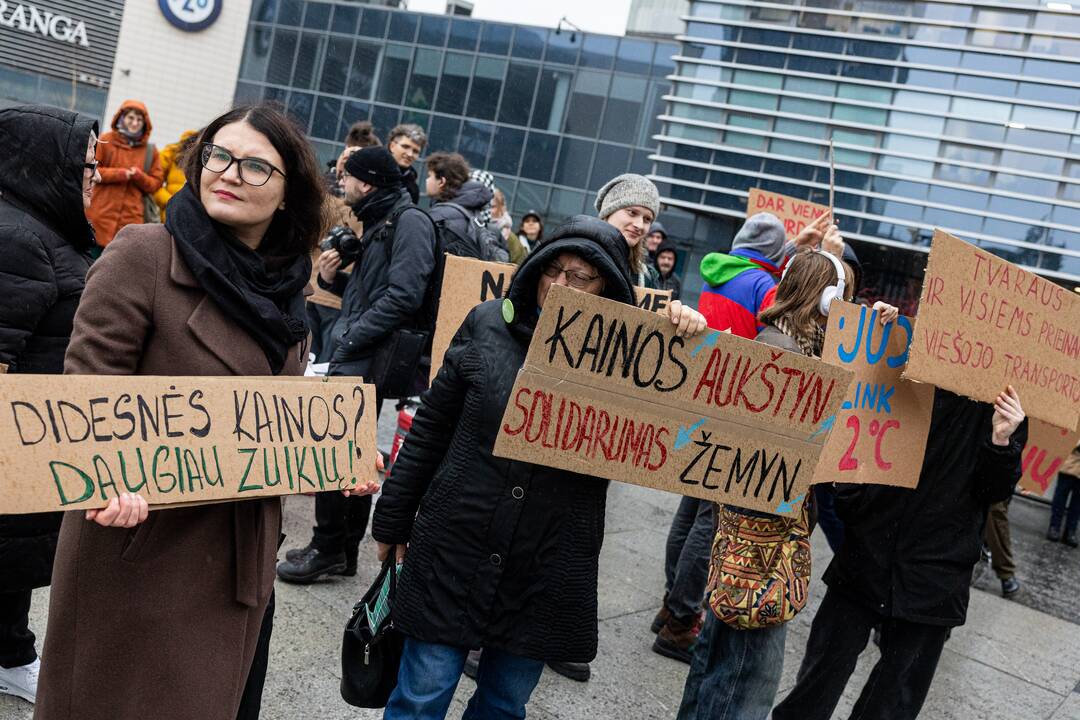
[651,0,1080,309]
[235,0,678,232]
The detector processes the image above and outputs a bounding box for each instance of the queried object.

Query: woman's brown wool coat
[34,225,308,720]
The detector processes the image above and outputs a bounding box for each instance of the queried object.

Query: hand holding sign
[666,300,708,337]
[991,385,1025,446]
[86,492,149,527]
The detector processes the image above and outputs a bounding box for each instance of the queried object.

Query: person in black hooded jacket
[773,386,1027,720]
[370,215,708,719]
[0,104,99,704]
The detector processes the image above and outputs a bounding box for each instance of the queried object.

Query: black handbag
[340,559,405,708]
[372,328,429,399]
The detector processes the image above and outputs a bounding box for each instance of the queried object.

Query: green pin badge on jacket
[502,298,515,324]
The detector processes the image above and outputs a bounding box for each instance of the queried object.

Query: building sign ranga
[0,1,89,47]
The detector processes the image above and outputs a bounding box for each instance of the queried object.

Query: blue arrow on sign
[775,494,805,515]
[690,331,721,358]
[674,418,707,449]
[809,414,836,440]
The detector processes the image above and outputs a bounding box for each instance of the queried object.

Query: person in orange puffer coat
[86,100,164,247]
[151,129,198,221]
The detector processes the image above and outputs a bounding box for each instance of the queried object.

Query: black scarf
[351,185,405,227]
[165,185,311,374]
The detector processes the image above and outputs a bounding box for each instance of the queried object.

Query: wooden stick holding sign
[903,229,1080,429]
[493,285,853,516]
[0,375,378,514]
[828,139,836,226]
[811,301,933,488]
[430,255,671,383]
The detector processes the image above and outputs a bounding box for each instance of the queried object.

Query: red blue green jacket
[697,247,780,339]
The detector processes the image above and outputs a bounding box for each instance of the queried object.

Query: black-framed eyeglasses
[542,262,601,289]
[83,161,98,174]
[200,143,285,187]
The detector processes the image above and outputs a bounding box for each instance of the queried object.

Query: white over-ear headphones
[780,250,847,316]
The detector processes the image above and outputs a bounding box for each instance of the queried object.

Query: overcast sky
[403,0,634,36]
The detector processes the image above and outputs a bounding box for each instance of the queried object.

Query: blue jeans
[676,612,787,720]
[384,638,545,720]
[664,496,715,618]
[813,485,844,553]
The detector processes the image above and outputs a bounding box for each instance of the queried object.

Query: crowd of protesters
[0,95,1043,720]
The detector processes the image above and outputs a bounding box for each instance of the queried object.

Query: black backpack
[433,201,510,263]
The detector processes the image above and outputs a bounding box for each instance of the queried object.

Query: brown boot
[650,605,672,634]
[652,614,698,664]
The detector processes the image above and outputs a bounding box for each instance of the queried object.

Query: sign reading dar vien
[904,230,1080,429]
[0,376,378,514]
[812,301,933,488]
[492,285,852,516]
[747,188,829,241]
[430,255,672,382]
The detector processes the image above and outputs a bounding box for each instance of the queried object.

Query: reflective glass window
[479,23,512,55]
[961,52,1022,75]
[286,91,314,128]
[837,84,891,104]
[239,26,272,82]
[779,96,830,116]
[833,104,887,127]
[671,123,721,143]
[303,2,330,30]
[911,25,966,44]
[872,178,928,200]
[784,76,835,96]
[833,128,877,148]
[564,70,610,137]
[616,38,653,75]
[498,63,540,126]
[1006,127,1070,153]
[448,18,480,51]
[944,119,1003,143]
[319,36,351,95]
[466,57,504,120]
[952,98,1010,124]
[714,149,762,172]
[1053,205,1080,228]
[787,56,840,75]
[936,164,990,185]
[629,149,651,175]
[970,30,1024,50]
[267,29,298,85]
[1030,34,1080,57]
[741,28,790,47]
[263,86,287,105]
[1019,82,1080,108]
[995,173,1059,196]
[931,186,987,211]
[514,181,550,215]
[549,188,587,220]
[343,101,371,128]
[583,35,617,69]
[924,207,983,234]
[988,196,1052,220]
[458,121,493,168]
[894,90,950,114]
[488,126,525,175]
[404,48,439,110]
[589,143,632,192]
[884,134,938,157]
[683,42,727,61]
[331,4,358,34]
[276,0,302,26]
[849,40,902,61]
[375,44,411,105]
[686,22,738,42]
[896,68,954,89]
[435,53,472,115]
[738,49,786,68]
[601,75,648,144]
[974,9,1029,28]
[418,15,449,46]
[879,155,934,178]
[641,81,670,147]
[512,26,545,61]
[903,47,959,67]
[348,41,380,99]
[954,75,1016,98]
[770,138,820,159]
[867,198,923,221]
[427,115,461,156]
[843,62,893,82]
[369,105,400,140]
[532,68,573,132]
[791,33,844,54]
[890,111,945,134]
[387,12,418,42]
[984,218,1032,242]
[729,89,778,111]
[941,142,995,165]
[734,69,783,89]
[554,137,595,187]
[775,118,827,139]
[1034,11,1080,33]
[765,158,816,181]
[546,29,580,66]
[291,33,323,89]
[1012,106,1075,131]
[653,43,678,77]
[358,8,387,38]
[918,3,971,21]
[999,151,1064,177]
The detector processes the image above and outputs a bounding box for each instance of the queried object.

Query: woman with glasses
[0,104,99,707]
[35,104,379,720]
[370,214,709,719]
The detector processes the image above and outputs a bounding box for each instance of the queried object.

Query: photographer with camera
[277,145,436,585]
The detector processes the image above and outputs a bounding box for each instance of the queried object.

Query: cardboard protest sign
[747,188,829,240]
[1019,419,1080,496]
[0,375,378,514]
[492,285,853,516]
[811,301,933,488]
[904,230,1080,429]
[429,255,673,382]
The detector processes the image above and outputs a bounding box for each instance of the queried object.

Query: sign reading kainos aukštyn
[0,2,90,46]
[0,376,378,514]
[493,285,853,516]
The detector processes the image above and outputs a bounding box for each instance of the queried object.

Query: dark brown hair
[183,104,327,256]
[345,120,380,148]
[425,151,470,202]
[759,252,852,340]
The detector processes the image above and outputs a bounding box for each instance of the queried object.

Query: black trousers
[772,588,948,720]
[236,591,275,720]
[311,492,373,558]
[0,590,36,669]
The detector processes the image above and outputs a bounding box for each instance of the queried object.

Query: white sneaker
[0,657,39,703]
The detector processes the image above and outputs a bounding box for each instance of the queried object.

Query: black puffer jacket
[825,389,1027,627]
[372,215,634,662]
[324,187,436,383]
[428,180,494,240]
[0,104,97,591]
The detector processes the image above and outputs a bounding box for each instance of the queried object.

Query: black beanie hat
[345,146,403,188]
[656,238,678,259]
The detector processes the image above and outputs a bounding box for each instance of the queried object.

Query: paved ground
[4,407,1080,719]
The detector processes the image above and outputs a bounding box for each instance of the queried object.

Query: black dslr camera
[320,225,362,265]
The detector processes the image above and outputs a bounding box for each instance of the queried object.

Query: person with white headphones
[676,247,899,720]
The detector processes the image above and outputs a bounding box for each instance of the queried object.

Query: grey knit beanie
[733,213,787,264]
[594,173,660,219]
